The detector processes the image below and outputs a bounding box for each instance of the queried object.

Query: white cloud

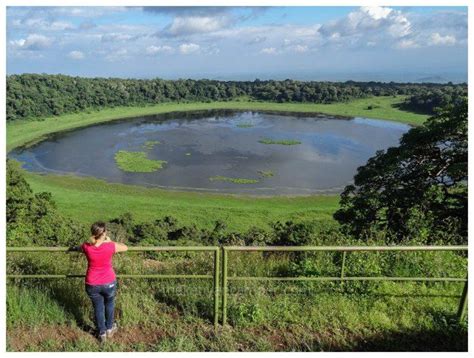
[146,45,174,55]
[9,39,26,47]
[320,6,412,49]
[101,33,136,43]
[293,45,308,53]
[360,6,392,20]
[104,48,129,62]
[9,34,53,50]
[165,16,231,37]
[178,43,200,54]
[67,50,85,60]
[396,39,419,49]
[9,17,74,32]
[247,35,266,45]
[387,13,411,38]
[260,47,277,55]
[430,33,456,46]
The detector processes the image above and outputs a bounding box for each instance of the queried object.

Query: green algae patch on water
[143,140,161,150]
[209,176,259,184]
[115,151,167,173]
[258,138,301,145]
[258,170,274,178]
[237,123,254,128]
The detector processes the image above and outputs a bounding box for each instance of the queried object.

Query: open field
[23,171,338,231]
[7,96,427,152]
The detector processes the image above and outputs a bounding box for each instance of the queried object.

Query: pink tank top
[82,242,116,285]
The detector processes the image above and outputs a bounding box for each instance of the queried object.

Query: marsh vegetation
[115,151,167,173]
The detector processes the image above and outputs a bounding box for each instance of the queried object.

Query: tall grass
[6,247,467,351]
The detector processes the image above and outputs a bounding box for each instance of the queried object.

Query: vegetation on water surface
[6,96,428,152]
[259,138,301,145]
[258,170,274,178]
[209,176,259,184]
[143,140,160,150]
[115,151,167,173]
[7,74,465,121]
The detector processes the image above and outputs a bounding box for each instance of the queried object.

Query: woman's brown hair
[90,221,106,244]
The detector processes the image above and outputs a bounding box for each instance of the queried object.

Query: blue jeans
[85,280,117,335]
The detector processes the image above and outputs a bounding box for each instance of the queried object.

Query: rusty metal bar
[223,246,468,252]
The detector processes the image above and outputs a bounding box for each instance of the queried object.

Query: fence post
[221,247,228,326]
[457,276,468,323]
[340,251,347,287]
[213,247,220,331]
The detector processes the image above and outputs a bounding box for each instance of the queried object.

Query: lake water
[9,110,411,195]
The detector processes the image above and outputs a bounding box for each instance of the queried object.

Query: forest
[6,74,467,121]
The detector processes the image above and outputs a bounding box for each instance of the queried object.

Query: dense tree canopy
[7,74,466,121]
[334,99,467,244]
[6,160,87,246]
[400,85,467,114]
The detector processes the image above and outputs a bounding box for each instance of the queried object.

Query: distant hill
[416,75,450,83]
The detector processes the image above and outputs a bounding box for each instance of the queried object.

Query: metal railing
[7,245,468,330]
[6,246,221,329]
[221,245,468,325]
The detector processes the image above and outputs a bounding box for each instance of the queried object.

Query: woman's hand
[67,245,83,252]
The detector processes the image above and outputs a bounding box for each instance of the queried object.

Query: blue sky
[6,6,468,82]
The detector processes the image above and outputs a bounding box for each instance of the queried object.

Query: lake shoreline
[6,97,421,227]
[7,96,426,152]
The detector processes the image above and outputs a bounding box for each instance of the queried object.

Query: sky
[6,6,468,82]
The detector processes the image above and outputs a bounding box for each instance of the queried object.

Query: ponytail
[90,221,106,244]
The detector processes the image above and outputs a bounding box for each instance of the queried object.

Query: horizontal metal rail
[7,274,213,279]
[6,246,220,330]
[227,276,467,282]
[223,245,468,252]
[6,245,469,328]
[6,246,218,252]
[221,245,468,326]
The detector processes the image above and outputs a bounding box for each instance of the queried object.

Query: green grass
[143,140,161,150]
[114,151,167,173]
[23,170,338,231]
[259,138,301,145]
[7,96,427,152]
[6,250,467,351]
[209,176,260,184]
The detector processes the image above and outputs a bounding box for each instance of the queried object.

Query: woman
[79,221,128,343]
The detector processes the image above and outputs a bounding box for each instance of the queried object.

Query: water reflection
[9,110,410,195]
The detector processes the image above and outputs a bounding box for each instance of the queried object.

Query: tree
[334,99,467,244]
[6,160,87,246]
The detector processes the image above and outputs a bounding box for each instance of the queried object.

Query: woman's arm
[114,242,128,253]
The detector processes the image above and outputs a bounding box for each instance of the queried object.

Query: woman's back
[82,241,116,285]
